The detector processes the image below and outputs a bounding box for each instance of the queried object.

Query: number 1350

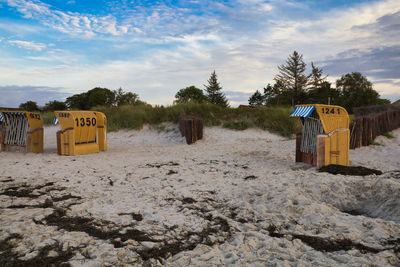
[75,117,97,127]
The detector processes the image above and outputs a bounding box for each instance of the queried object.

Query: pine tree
[204,71,229,107]
[248,90,264,106]
[308,62,327,89]
[274,51,309,106]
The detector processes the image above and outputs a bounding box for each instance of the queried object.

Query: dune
[1,125,399,266]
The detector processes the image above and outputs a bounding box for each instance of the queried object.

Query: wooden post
[0,131,5,151]
[56,131,61,155]
[0,131,6,151]
[179,113,204,145]
[295,132,302,162]
[316,135,326,168]
[26,134,31,153]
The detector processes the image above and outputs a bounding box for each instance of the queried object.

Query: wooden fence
[178,113,204,145]
[349,105,400,149]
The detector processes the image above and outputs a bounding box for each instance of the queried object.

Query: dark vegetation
[318,164,382,176]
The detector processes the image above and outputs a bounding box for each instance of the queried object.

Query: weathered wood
[295,133,302,162]
[301,151,317,166]
[0,130,5,151]
[178,113,204,145]
[349,105,400,149]
[316,135,326,168]
[56,131,62,155]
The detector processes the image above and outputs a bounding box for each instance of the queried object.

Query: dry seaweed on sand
[318,164,382,176]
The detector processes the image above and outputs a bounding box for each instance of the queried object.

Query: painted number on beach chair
[29,113,41,120]
[75,117,97,127]
[321,108,340,115]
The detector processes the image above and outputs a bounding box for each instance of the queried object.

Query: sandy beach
[1,125,399,266]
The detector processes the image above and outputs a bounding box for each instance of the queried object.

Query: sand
[1,125,399,266]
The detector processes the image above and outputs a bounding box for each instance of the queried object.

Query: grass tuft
[370,140,383,146]
[223,118,253,130]
[382,132,395,139]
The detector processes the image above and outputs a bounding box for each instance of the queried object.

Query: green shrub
[42,111,55,126]
[223,118,253,130]
[250,106,298,137]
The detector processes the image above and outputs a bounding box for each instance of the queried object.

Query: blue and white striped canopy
[290,106,315,118]
[2,112,26,124]
[0,113,3,122]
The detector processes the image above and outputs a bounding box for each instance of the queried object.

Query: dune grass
[223,117,253,131]
[382,132,394,139]
[42,111,54,126]
[42,103,299,137]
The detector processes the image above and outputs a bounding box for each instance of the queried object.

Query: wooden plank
[295,133,302,162]
[56,131,61,155]
[0,131,5,151]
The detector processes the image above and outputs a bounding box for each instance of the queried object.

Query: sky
[0,0,399,107]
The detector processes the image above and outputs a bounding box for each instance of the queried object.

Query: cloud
[352,10,400,45]
[225,91,253,105]
[3,0,131,37]
[0,85,70,107]
[320,45,400,79]
[8,40,46,51]
[0,19,45,35]
[379,93,400,103]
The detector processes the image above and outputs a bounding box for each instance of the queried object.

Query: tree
[204,71,229,107]
[248,90,264,106]
[86,87,115,108]
[19,101,40,111]
[174,86,207,104]
[114,88,143,106]
[66,87,115,110]
[274,51,309,106]
[66,92,88,109]
[263,83,287,105]
[43,100,67,111]
[308,62,327,90]
[336,72,390,112]
[307,81,340,104]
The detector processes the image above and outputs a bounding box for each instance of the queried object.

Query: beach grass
[223,117,253,131]
[382,132,394,139]
[42,103,298,137]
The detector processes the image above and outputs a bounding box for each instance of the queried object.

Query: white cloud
[8,40,46,51]
[3,0,131,37]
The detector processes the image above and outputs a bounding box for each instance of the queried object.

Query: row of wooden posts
[349,105,400,149]
[178,113,204,145]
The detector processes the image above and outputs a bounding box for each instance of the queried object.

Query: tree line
[18,55,390,113]
[19,87,146,112]
[18,71,229,111]
[248,51,390,112]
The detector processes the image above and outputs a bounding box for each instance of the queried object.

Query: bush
[42,112,55,125]
[42,103,299,137]
[223,118,253,130]
[250,106,298,137]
